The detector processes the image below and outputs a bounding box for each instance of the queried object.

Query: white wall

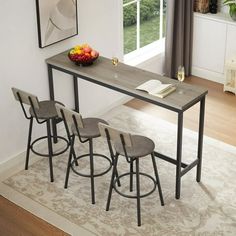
[0,0,124,164]
[137,54,165,75]
[219,0,229,14]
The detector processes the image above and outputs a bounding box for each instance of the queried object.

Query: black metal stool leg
[89,139,95,204]
[72,148,79,166]
[106,153,119,211]
[136,158,141,226]
[109,151,121,187]
[46,120,54,182]
[115,168,121,187]
[52,118,58,144]
[130,159,134,192]
[64,135,75,188]
[25,117,33,170]
[151,153,164,206]
[67,134,78,167]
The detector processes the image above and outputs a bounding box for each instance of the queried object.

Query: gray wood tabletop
[46,50,208,112]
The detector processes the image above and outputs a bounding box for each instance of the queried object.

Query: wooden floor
[126,76,236,146]
[0,195,70,236]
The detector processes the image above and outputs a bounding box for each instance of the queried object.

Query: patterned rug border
[1,182,98,236]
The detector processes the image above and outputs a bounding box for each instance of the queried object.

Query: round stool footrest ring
[31,136,69,157]
[113,172,157,199]
[71,153,112,177]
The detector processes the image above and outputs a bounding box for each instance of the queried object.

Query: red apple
[91,50,98,58]
[83,46,92,53]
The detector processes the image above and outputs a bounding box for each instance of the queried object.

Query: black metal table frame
[47,63,206,200]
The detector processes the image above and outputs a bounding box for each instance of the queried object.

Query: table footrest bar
[154,152,187,168]
[181,159,199,177]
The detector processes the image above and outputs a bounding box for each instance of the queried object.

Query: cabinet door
[225,24,236,60]
[192,16,227,74]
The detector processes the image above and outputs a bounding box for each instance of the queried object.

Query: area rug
[3,105,236,236]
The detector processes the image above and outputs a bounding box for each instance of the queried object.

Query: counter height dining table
[46,50,208,199]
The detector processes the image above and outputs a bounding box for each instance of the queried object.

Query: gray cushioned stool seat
[29,100,64,119]
[72,118,108,139]
[114,135,155,158]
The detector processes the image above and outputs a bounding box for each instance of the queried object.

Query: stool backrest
[98,123,133,147]
[12,87,40,109]
[55,104,84,137]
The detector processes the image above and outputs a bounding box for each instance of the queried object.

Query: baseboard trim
[0,147,41,181]
[0,135,54,181]
[192,66,224,84]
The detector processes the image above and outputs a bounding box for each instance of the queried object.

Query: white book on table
[136,80,176,98]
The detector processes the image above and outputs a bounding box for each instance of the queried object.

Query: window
[123,0,166,55]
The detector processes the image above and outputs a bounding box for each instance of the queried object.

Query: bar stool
[55,104,113,204]
[12,87,69,182]
[98,122,164,226]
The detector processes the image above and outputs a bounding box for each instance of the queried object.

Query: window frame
[123,0,165,56]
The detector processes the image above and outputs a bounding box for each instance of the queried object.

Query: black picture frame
[35,0,78,48]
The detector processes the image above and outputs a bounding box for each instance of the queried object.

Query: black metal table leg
[48,65,54,101]
[25,117,33,170]
[48,64,58,143]
[196,97,206,182]
[89,139,95,204]
[136,158,141,226]
[73,75,79,112]
[46,120,54,182]
[130,159,133,192]
[176,112,183,199]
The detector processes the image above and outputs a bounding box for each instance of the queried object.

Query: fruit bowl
[68,44,99,66]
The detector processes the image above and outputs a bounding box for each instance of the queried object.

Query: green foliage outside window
[123,0,167,54]
[123,0,160,27]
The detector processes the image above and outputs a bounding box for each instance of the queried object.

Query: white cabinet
[224,59,236,94]
[192,13,236,84]
[225,24,236,60]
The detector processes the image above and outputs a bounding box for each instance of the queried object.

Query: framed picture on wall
[35,0,78,48]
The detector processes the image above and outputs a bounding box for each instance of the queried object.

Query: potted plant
[223,0,236,21]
